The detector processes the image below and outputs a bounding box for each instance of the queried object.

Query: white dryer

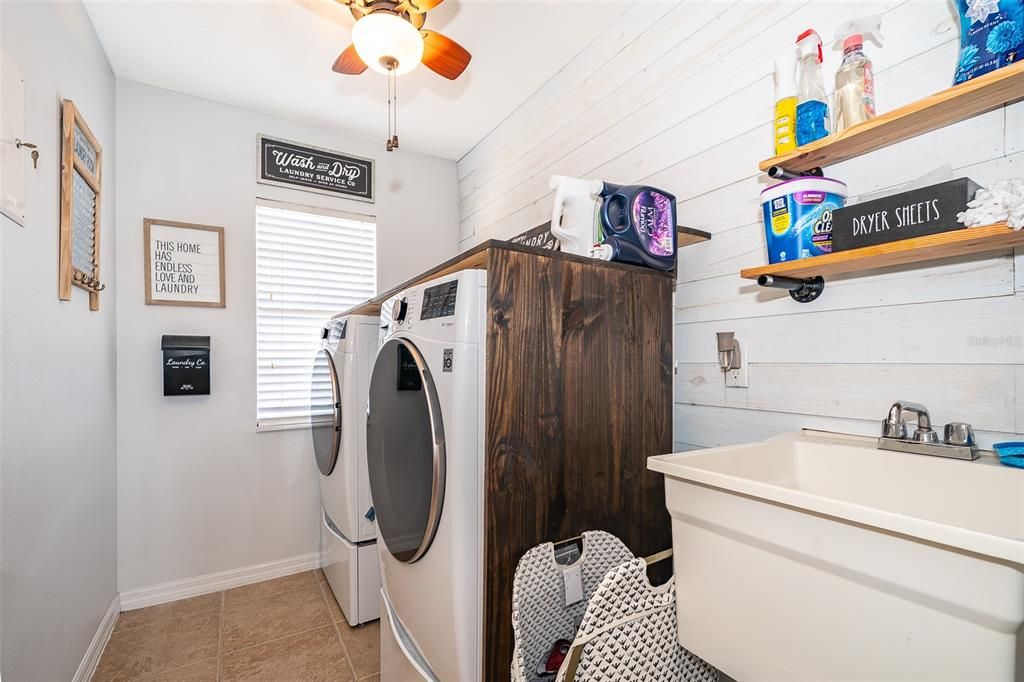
[367,270,487,682]
[311,313,381,626]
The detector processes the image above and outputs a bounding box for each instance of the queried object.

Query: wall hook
[15,139,39,169]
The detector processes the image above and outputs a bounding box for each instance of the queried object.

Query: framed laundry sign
[257,135,374,203]
[144,219,226,307]
[59,100,105,311]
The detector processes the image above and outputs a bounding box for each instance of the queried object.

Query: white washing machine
[367,270,487,682]
[311,313,381,626]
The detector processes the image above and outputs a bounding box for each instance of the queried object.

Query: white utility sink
[648,430,1024,681]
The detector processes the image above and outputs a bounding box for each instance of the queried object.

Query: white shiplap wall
[457,0,1024,451]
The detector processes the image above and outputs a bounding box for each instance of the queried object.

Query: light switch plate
[725,366,748,388]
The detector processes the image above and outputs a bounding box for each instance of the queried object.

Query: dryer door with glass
[310,348,342,476]
[366,338,446,564]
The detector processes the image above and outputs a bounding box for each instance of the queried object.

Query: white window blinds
[256,201,377,429]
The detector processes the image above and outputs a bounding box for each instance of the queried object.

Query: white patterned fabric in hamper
[511,531,634,682]
[558,558,718,682]
[510,530,719,682]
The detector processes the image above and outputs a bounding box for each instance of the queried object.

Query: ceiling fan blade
[406,0,444,12]
[420,30,471,80]
[332,44,368,75]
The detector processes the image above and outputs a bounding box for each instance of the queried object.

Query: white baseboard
[73,593,120,682]
[119,552,321,611]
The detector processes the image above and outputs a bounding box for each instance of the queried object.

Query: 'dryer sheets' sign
[144,219,226,308]
[831,178,979,252]
[258,135,374,203]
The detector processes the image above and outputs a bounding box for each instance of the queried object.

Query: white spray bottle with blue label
[795,29,830,146]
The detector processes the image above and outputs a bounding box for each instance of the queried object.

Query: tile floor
[93,570,379,681]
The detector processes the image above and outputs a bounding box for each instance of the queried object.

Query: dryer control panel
[420,280,459,320]
[380,269,486,344]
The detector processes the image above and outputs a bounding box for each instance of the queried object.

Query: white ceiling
[83,0,630,160]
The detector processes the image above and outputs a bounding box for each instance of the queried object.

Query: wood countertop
[340,237,694,317]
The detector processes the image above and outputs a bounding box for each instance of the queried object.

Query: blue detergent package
[954,0,1023,84]
[760,177,847,264]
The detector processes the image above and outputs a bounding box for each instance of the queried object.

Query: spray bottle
[833,15,883,132]
[795,29,830,146]
[773,52,798,155]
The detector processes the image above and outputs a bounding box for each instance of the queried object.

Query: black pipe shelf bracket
[756,165,828,302]
[766,165,824,181]
[757,274,825,303]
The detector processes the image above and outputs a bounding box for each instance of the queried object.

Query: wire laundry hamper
[511,531,719,682]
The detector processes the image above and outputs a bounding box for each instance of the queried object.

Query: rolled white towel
[957,178,1024,230]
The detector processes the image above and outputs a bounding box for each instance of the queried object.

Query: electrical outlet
[725,366,748,388]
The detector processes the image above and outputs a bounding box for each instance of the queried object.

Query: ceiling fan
[331,0,470,151]
[331,0,472,81]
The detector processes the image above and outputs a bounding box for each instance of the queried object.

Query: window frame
[254,196,378,432]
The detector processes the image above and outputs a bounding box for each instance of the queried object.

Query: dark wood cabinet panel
[483,246,673,681]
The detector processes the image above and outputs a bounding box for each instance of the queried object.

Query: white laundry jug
[549,175,603,257]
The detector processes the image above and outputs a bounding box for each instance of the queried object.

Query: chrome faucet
[878,400,978,460]
[882,400,937,442]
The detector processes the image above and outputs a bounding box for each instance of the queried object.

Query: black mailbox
[161,335,210,396]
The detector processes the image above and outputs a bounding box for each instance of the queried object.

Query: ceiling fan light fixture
[352,12,424,76]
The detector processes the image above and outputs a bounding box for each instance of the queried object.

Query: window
[255,200,377,430]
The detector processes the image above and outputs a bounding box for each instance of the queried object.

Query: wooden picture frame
[59,99,104,310]
[144,218,226,308]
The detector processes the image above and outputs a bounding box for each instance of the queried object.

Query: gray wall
[456,0,1024,451]
[0,2,118,680]
[115,81,460,594]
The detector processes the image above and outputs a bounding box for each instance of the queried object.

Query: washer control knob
[392,297,408,324]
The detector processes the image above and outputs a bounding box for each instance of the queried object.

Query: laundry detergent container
[760,177,846,264]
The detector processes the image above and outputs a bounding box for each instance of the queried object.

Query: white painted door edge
[72,593,120,682]
[119,552,321,611]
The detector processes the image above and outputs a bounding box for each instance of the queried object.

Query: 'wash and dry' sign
[258,135,374,203]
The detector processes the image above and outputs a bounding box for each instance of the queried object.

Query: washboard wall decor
[59,99,105,310]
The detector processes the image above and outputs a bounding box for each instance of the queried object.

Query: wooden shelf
[678,224,712,247]
[759,61,1024,173]
[740,223,1024,281]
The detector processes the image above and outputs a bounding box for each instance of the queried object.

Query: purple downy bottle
[593,182,678,271]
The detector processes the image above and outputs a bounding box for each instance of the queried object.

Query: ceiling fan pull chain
[385,66,393,152]
[393,68,399,150]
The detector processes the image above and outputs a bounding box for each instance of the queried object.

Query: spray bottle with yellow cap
[772,52,798,155]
